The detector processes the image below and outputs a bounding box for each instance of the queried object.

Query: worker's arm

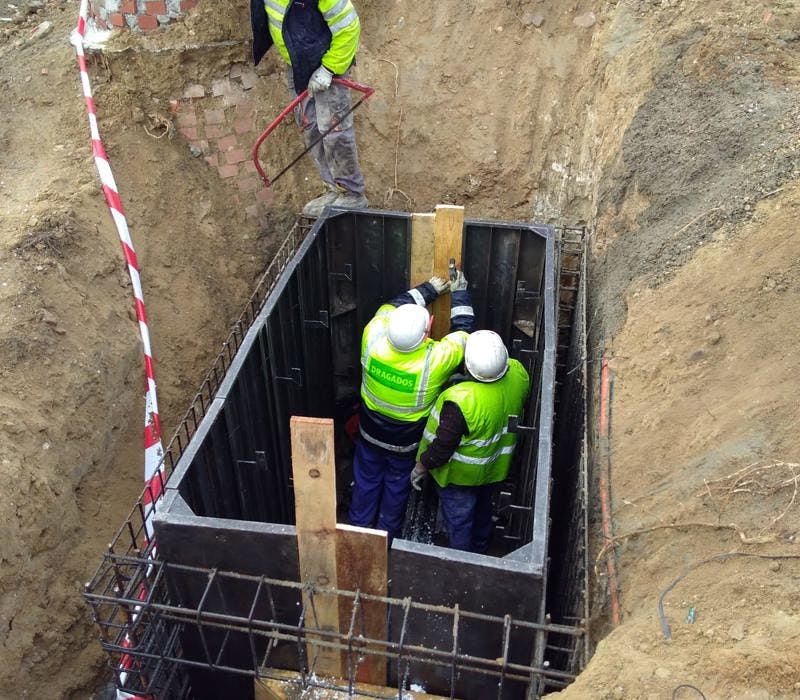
[419,401,468,469]
[318,0,361,74]
[388,277,449,309]
[411,401,467,489]
[449,270,474,333]
[362,276,449,350]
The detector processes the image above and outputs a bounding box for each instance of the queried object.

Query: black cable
[659,551,800,640]
[672,683,707,699]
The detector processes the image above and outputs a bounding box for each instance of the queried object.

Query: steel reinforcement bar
[85,554,584,698]
[87,221,308,570]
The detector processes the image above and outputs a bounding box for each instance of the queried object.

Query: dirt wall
[0,0,798,698]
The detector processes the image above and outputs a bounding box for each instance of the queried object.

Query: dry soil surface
[0,0,799,698]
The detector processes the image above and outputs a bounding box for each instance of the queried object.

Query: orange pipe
[598,355,621,626]
[598,356,610,439]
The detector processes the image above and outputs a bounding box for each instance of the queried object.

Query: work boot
[302,188,339,218]
[332,192,369,210]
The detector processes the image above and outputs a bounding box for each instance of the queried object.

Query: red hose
[251,78,375,188]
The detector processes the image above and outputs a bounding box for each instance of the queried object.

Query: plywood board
[290,416,341,677]
[336,524,388,685]
[431,205,464,340]
[410,212,436,287]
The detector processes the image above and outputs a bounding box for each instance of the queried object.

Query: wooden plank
[254,679,285,700]
[290,416,341,677]
[336,524,388,685]
[255,670,455,699]
[410,212,436,287]
[431,204,464,339]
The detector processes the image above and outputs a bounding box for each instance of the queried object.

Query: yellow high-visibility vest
[360,304,468,423]
[264,0,360,75]
[418,359,531,487]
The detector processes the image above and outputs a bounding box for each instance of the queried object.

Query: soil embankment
[0,1,798,698]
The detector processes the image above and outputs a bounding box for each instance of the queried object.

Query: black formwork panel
[153,209,556,699]
[154,490,302,700]
[387,541,545,698]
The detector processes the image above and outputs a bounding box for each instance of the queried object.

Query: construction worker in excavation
[249,0,368,217]
[348,269,475,539]
[411,331,531,553]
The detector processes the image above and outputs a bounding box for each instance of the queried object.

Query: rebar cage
[85,555,584,699]
[542,228,590,688]
[83,210,589,699]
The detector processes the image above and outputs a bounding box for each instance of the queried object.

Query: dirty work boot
[332,192,369,210]
[302,188,339,218]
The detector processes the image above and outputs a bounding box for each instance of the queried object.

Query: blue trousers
[348,439,415,538]
[436,483,496,554]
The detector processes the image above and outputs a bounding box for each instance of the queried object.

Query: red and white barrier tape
[71,2,165,697]
[71,0,165,516]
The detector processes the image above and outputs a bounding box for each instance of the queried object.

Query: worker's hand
[410,462,427,491]
[428,276,450,296]
[451,269,468,292]
[307,65,333,94]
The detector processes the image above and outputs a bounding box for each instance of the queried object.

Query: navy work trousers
[348,439,415,539]
[436,483,496,554]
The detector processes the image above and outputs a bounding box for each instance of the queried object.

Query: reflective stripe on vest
[359,424,420,453]
[264,0,359,73]
[323,0,357,33]
[361,342,436,417]
[418,359,530,487]
[322,0,349,19]
[422,404,515,451]
[360,305,467,422]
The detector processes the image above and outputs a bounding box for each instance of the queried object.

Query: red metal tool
[252,78,375,189]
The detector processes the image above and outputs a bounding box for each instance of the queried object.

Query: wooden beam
[254,680,285,700]
[410,212,436,287]
[431,204,464,340]
[336,524,387,685]
[290,416,341,677]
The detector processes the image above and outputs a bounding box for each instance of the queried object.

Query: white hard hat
[465,330,509,382]
[387,304,431,352]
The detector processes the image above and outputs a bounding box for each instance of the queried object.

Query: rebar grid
[85,554,583,698]
[544,227,589,680]
[86,221,308,569]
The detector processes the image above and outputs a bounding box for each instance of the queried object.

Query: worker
[411,331,530,553]
[249,0,368,217]
[348,269,474,539]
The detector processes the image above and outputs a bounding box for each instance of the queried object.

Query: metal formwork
[83,209,589,700]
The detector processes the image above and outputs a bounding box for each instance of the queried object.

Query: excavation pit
[84,209,588,700]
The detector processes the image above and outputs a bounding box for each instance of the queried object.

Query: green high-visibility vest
[360,304,468,423]
[264,0,360,75]
[417,359,531,487]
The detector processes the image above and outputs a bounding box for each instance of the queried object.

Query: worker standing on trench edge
[249,0,368,217]
[411,331,531,554]
[348,268,475,539]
